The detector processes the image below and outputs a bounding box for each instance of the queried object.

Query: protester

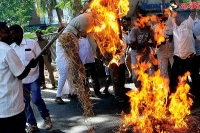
[55,26,75,103]
[129,14,154,88]
[102,66,112,95]
[36,30,56,89]
[78,32,101,97]
[0,22,37,133]
[10,24,52,132]
[193,10,200,80]
[109,19,129,102]
[169,9,199,99]
[121,16,132,82]
[153,11,174,81]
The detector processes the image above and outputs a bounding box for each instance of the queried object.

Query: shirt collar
[11,38,26,48]
[21,38,26,45]
[11,42,18,48]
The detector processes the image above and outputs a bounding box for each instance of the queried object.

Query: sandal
[54,97,65,104]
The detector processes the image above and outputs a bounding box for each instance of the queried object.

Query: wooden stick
[35,1,93,61]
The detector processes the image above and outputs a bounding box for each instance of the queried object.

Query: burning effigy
[59,0,129,116]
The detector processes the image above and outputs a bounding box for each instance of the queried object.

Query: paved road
[32,81,134,133]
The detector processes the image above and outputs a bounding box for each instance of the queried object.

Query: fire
[154,21,167,47]
[169,71,193,128]
[89,0,129,65]
[120,59,193,132]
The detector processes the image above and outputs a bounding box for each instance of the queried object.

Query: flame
[89,0,129,65]
[120,59,193,132]
[154,21,167,47]
[169,71,193,128]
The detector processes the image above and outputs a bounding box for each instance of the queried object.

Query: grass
[24,32,36,39]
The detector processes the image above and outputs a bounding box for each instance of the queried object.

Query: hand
[27,58,38,68]
[166,34,173,42]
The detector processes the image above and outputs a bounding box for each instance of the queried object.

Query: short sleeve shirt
[0,41,25,118]
[129,27,151,55]
[173,16,195,59]
[10,38,41,84]
[37,39,48,49]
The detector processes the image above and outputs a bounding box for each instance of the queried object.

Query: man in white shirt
[78,32,101,97]
[153,10,174,81]
[0,22,37,133]
[169,9,199,98]
[9,25,52,132]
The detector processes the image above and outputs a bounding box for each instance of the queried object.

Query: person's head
[80,32,87,38]
[163,8,171,19]
[135,14,148,29]
[175,10,190,26]
[156,14,163,24]
[35,30,43,39]
[121,16,131,31]
[0,22,10,44]
[9,24,24,44]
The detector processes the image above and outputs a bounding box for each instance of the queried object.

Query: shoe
[44,116,52,130]
[41,84,46,89]
[27,124,39,133]
[52,84,57,89]
[54,97,65,104]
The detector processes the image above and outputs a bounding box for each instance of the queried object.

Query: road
[32,69,133,133]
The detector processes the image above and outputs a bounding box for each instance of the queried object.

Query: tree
[35,0,63,25]
[56,0,84,17]
[0,0,34,26]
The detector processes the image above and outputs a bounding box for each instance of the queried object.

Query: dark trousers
[109,63,126,97]
[169,55,200,98]
[0,111,26,133]
[38,57,45,86]
[84,62,101,95]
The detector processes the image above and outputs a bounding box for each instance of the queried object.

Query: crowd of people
[1,4,200,133]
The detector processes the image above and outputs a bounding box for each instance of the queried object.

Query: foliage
[0,0,34,26]
[35,0,57,17]
[34,0,62,24]
[24,32,36,39]
[56,0,84,17]
[182,0,200,3]
[42,26,58,34]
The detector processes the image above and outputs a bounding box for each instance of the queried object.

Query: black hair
[156,14,163,18]
[176,9,191,19]
[9,24,24,34]
[122,16,131,22]
[35,29,43,34]
[0,22,7,30]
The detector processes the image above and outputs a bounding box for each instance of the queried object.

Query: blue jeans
[23,78,49,126]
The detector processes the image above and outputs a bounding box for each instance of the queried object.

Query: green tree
[0,0,34,26]
[56,0,84,17]
[35,0,63,24]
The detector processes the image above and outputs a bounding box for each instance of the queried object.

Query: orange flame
[154,21,166,47]
[89,0,129,65]
[120,59,193,132]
